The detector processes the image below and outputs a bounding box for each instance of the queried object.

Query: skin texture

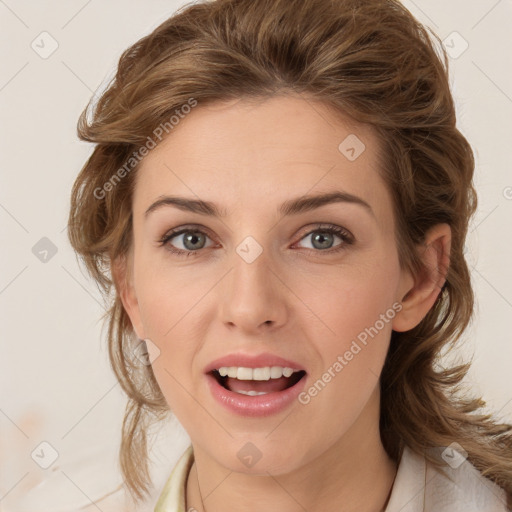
[115,94,451,512]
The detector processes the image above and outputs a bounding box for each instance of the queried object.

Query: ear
[112,249,146,340]
[392,223,451,332]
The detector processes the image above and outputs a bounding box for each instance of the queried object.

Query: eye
[158,223,354,257]
[158,226,215,257]
[294,224,354,253]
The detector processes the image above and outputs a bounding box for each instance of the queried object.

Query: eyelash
[157,223,354,258]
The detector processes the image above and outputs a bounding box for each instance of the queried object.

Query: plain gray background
[1,1,511,510]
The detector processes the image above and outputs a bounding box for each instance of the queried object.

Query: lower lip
[206,372,307,417]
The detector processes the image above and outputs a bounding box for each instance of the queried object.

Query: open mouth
[209,369,307,396]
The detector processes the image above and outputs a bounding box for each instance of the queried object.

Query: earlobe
[392,223,451,333]
[112,252,146,340]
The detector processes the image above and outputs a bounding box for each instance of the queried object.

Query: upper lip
[204,352,307,374]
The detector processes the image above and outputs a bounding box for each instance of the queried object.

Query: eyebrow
[144,191,374,219]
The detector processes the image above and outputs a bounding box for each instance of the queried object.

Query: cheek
[150,356,210,444]
[300,255,400,341]
[294,261,400,444]
[132,275,197,394]
[134,259,207,338]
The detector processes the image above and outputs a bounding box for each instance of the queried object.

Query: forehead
[134,95,391,223]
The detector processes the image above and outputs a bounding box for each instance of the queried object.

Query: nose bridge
[219,233,287,330]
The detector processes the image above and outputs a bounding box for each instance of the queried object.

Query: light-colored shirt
[154,444,510,511]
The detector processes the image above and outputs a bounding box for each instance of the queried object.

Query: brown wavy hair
[67,0,512,505]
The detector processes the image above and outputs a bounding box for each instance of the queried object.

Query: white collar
[386,444,509,512]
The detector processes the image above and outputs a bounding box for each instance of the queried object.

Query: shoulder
[385,444,510,512]
[424,445,510,511]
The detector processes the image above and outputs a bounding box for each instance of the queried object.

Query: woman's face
[119,95,416,473]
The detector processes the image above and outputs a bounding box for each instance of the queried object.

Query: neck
[186,387,398,512]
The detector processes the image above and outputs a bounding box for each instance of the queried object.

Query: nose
[218,242,289,334]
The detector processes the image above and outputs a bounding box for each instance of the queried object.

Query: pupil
[184,232,204,250]
[313,232,333,250]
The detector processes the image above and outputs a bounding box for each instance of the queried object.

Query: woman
[67,0,512,510]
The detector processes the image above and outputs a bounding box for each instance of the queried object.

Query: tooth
[282,367,294,378]
[216,365,302,380]
[253,367,271,380]
[236,390,269,396]
[236,367,254,380]
[270,366,283,378]
[227,367,238,378]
